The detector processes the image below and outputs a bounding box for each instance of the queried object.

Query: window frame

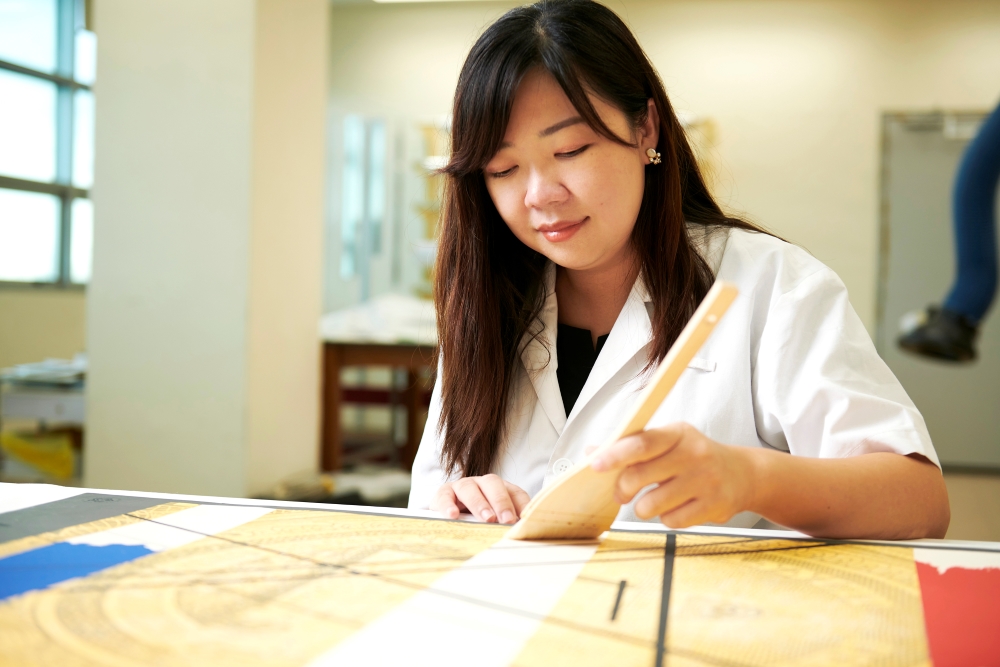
[0,0,92,289]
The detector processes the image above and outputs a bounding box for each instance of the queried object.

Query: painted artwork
[0,493,997,666]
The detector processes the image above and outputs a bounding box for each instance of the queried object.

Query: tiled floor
[943,471,1000,542]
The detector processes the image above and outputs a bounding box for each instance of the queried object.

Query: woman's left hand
[590,422,756,528]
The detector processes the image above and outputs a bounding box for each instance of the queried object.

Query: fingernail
[591,457,607,471]
[481,509,495,522]
[501,511,515,524]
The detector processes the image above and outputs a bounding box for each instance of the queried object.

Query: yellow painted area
[0,507,935,667]
[667,535,931,667]
[513,532,667,667]
[0,509,506,667]
[517,533,931,667]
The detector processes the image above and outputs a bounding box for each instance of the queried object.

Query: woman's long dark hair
[436,0,764,477]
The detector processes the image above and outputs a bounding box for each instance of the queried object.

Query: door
[877,111,1000,468]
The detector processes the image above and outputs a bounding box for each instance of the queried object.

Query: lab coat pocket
[687,357,717,372]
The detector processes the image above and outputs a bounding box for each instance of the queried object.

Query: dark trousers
[943,101,1000,324]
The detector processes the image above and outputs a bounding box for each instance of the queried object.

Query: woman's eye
[556,144,590,158]
[488,166,517,179]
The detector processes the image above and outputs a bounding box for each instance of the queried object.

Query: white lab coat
[408,226,940,527]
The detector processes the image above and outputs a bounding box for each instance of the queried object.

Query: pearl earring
[646,147,662,165]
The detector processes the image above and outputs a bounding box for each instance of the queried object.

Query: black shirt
[556,322,610,417]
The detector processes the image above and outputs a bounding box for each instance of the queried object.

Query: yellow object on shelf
[0,430,76,480]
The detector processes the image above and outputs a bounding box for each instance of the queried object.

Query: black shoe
[898,306,978,362]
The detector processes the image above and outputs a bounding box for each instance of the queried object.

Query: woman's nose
[523,167,569,210]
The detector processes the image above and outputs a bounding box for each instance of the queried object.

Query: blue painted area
[0,542,154,602]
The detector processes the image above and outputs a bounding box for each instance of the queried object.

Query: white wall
[325,2,520,310]
[246,0,329,494]
[86,0,327,497]
[626,0,1000,331]
[327,0,1000,331]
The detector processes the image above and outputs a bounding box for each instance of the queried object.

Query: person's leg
[899,102,1000,362]
[943,102,1000,322]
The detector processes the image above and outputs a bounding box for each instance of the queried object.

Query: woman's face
[484,69,658,274]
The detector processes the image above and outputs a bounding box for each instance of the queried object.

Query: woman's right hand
[431,474,531,524]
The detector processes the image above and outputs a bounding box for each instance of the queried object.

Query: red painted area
[916,562,1000,667]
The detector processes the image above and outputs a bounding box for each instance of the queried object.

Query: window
[0,0,95,286]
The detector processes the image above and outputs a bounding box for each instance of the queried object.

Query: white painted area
[913,547,1000,574]
[309,539,599,667]
[85,0,327,497]
[67,505,273,552]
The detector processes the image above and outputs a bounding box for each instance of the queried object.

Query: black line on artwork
[104,515,744,666]
[610,579,627,620]
[26,513,771,666]
[113,513,650,648]
[617,527,1000,555]
[655,533,676,667]
[677,543,829,558]
[112,516,667,574]
[100,517,847,584]
[18,492,999,554]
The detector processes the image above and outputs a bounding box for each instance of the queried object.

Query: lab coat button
[552,458,574,475]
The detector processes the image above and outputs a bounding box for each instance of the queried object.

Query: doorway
[877,111,1000,469]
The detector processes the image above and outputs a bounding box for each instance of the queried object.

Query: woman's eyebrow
[539,116,584,137]
[497,116,586,149]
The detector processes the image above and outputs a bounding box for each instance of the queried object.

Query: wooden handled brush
[506,281,739,540]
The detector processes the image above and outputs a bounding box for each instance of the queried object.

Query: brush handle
[596,280,739,450]
[507,280,739,541]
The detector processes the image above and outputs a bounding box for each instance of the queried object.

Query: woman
[408,0,950,539]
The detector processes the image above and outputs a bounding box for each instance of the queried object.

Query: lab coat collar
[520,263,653,434]
[565,272,653,427]
[519,263,567,433]
[561,225,729,425]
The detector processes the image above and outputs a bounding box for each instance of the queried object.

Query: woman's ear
[639,98,660,154]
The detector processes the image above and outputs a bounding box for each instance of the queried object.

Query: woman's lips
[537,217,587,242]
